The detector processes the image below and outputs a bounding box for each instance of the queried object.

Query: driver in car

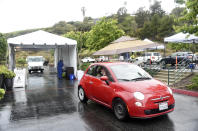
[97,68,106,77]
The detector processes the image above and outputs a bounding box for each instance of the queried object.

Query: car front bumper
[127,94,175,118]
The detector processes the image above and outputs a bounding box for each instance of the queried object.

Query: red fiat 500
[78,62,175,120]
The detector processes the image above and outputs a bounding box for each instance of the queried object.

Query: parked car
[188,52,198,62]
[136,52,162,64]
[96,56,109,62]
[160,52,191,66]
[78,62,175,120]
[81,57,95,63]
[26,56,45,74]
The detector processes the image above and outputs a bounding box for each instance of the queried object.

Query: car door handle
[89,81,93,84]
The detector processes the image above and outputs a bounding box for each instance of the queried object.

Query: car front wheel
[113,98,129,121]
[78,87,88,103]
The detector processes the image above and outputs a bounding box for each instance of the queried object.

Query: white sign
[13,68,27,88]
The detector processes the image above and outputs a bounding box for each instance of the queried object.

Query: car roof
[27,56,43,58]
[90,62,134,67]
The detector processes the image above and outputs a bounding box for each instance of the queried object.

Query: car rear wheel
[113,98,129,121]
[78,87,88,103]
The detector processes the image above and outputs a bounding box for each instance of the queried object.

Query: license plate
[159,102,168,111]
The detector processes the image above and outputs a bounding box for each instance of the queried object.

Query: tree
[0,33,7,62]
[46,21,75,35]
[81,6,86,21]
[174,0,185,4]
[137,14,161,40]
[63,31,88,51]
[117,7,127,16]
[118,15,138,37]
[68,18,94,32]
[157,16,175,41]
[150,0,165,17]
[86,17,124,51]
[171,7,185,18]
[137,15,174,41]
[177,0,198,35]
[135,7,150,28]
[116,7,137,36]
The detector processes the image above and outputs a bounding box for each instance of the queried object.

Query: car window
[86,65,96,76]
[145,53,151,56]
[177,53,182,56]
[154,53,160,56]
[28,57,43,62]
[171,53,177,57]
[110,64,152,81]
[95,65,114,82]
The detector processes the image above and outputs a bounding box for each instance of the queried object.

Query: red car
[78,62,175,120]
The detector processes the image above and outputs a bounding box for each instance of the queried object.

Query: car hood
[28,62,43,67]
[117,79,167,94]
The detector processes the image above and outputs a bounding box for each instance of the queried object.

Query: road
[0,73,197,131]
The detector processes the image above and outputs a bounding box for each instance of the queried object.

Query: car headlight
[134,92,144,100]
[167,87,173,95]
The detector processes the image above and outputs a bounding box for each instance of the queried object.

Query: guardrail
[142,63,162,77]
[173,58,193,85]
[142,58,193,85]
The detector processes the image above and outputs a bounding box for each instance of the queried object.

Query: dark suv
[160,52,191,66]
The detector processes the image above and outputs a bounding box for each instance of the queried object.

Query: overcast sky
[0,0,178,33]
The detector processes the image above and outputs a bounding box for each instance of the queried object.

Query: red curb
[171,88,198,98]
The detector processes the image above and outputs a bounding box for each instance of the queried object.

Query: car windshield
[110,64,152,82]
[28,57,43,62]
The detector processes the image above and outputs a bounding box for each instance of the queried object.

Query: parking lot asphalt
[0,73,198,131]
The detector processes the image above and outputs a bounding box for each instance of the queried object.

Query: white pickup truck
[96,56,109,62]
[136,52,162,64]
[26,56,45,74]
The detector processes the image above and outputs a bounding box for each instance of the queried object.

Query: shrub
[143,68,158,77]
[0,89,5,100]
[80,63,91,71]
[0,65,16,79]
[17,58,26,67]
[0,33,7,62]
[187,75,198,90]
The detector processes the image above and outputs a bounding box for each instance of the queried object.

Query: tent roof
[164,32,198,43]
[93,40,159,55]
[111,36,137,43]
[144,38,154,43]
[7,30,77,46]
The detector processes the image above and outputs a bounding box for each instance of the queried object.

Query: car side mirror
[100,76,108,81]
[100,76,110,85]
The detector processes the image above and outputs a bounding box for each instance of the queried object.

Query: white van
[26,56,45,74]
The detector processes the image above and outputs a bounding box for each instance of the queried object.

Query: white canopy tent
[164,32,198,43]
[7,30,77,76]
[144,38,164,50]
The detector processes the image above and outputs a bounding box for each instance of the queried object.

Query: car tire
[160,60,166,67]
[41,70,43,73]
[29,70,31,74]
[78,86,88,103]
[113,98,129,121]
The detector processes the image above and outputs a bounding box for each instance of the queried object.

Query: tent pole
[163,43,166,57]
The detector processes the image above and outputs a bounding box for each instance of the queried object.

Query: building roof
[93,40,159,55]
